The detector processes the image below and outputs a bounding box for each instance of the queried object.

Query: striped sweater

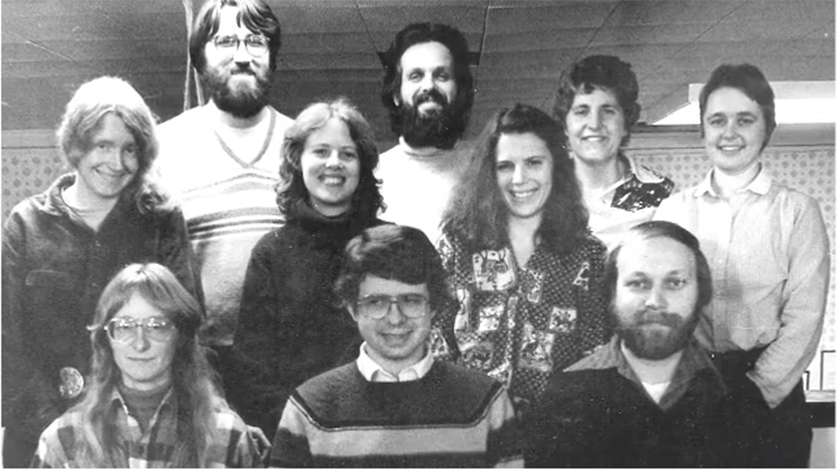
[270,361,523,468]
[156,105,293,346]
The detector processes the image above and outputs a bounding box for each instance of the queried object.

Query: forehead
[496,132,551,161]
[571,85,620,107]
[215,5,254,36]
[113,292,165,319]
[616,236,696,276]
[92,113,134,141]
[399,41,453,71]
[358,275,429,296]
[305,117,354,146]
[703,86,762,116]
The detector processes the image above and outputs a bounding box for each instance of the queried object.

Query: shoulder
[211,403,252,433]
[295,362,359,402]
[269,106,295,132]
[157,106,206,136]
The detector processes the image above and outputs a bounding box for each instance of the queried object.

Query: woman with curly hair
[232,98,386,438]
[436,103,609,416]
[32,263,257,468]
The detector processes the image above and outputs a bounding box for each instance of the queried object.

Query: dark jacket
[525,335,746,468]
[1,173,199,467]
[232,200,385,438]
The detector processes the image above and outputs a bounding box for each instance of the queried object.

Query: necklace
[214,108,276,168]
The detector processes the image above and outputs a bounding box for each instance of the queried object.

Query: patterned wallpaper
[629,145,836,390]
[1,136,836,389]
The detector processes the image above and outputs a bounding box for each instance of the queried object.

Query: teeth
[322,176,344,185]
[511,190,536,198]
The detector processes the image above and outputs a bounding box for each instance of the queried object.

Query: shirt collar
[356,342,434,382]
[694,164,772,198]
[109,385,174,415]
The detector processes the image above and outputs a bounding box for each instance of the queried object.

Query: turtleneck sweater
[231,200,385,438]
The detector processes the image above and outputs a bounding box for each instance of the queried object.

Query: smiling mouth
[96,169,129,180]
[510,189,537,199]
[321,175,346,186]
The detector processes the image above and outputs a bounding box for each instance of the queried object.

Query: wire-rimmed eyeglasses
[106,317,176,344]
[212,34,269,57]
[355,294,430,320]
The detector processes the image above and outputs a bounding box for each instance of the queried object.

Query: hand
[246,424,271,464]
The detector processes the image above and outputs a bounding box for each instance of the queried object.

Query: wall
[1,123,836,390]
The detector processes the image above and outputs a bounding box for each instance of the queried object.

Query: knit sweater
[270,361,523,468]
[232,201,385,437]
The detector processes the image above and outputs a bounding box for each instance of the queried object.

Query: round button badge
[58,367,84,399]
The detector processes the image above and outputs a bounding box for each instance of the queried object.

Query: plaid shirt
[33,387,260,468]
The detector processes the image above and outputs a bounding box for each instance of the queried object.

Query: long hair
[276,98,385,221]
[189,0,281,74]
[335,224,455,314]
[71,263,224,467]
[552,55,640,147]
[698,63,776,151]
[441,103,590,254]
[56,76,169,215]
[380,22,474,139]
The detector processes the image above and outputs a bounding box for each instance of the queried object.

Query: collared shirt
[356,342,434,382]
[654,166,829,407]
[33,387,260,468]
[567,335,726,411]
[587,154,675,250]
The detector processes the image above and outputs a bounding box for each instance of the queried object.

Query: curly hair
[380,22,473,139]
[335,224,455,314]
[56,76,169,215]
[189,0,281,74]
[441,103,590,255]
[698,63,776,151]
[276,98,384,221]
[72,263,224,467]
[552,55,640,147]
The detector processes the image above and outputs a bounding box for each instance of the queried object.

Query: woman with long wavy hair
[32,263,258,468]
[436,104,610,417]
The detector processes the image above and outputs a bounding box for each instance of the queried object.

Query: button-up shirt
[654,166,829,407]
[33,387,260,468]
[356,342,434,382]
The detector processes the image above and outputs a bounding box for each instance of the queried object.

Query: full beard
[615,309,699,360]
[204,65,272,119]
[399,89,466,150]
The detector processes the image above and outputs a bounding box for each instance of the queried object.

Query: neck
[366,343,426,376]
[63,178,119,212]
[712,162,761,199]
[209,99,268,130]
[573,153,624,191]
[399,136,452,157]
[620,340,682,385]
[507,213,542,266]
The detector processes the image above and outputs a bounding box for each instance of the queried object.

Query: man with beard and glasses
[376,23,475,245]
[154,0,293,406]
[525,221,751,468]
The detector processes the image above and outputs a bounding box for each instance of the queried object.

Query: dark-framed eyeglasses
[106,317,176,344]
[355,294,430,320]
[212,34,269,57]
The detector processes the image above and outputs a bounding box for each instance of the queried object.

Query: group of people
[1,0,829,469]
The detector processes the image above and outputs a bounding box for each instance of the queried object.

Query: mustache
[229,65,257,76]
[413,88,448,108]
[629,310,685,328]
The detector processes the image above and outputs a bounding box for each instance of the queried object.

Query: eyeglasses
[212,35,269,57]
[355,294,430,320]
[106,317,176,343]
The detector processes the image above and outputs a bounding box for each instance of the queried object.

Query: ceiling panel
[1,0,835,141]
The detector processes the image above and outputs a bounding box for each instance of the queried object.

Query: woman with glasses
[31,263,258,468]
[436,104,610,417]
[232,99,386,440]
[2,76,198,467]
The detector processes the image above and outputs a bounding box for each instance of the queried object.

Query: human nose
[233,40,251,63]
[418,73,434,92]
[586,111,603,130]
[512,164,527,184]
[645,285,666,310]
[384,299,407,324]
[130,325,151,351]
[324,150,342,168]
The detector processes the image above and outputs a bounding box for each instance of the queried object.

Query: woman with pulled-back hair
[436,103,609,417]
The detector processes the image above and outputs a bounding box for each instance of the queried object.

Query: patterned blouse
[432,233,610,414]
